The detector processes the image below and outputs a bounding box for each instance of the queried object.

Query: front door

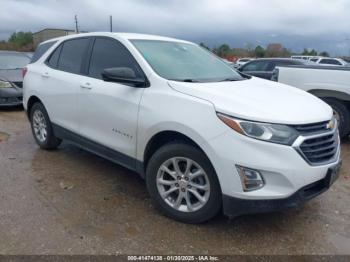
[78,37,146,161]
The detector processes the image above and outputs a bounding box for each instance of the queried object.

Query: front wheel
[146,143,222,223]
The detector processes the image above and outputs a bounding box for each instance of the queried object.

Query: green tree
[319,51,330,57]
[8,31,33,47]
[254,45,265,58]
[302,48,318,56]
[301,48,309,55]
[309,49,318,56]
[217,44,231,57]
[199,42,210,50]
[265,43,290,57]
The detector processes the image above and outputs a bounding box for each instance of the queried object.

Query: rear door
[42,37,91,132]
[77,37,146,161]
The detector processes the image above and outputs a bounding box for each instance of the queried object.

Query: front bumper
[0,87,23,106]
[222,161,341,217]
[208,128,341,198]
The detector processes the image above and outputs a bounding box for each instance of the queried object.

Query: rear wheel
[146,143,221,223]
[30,102,61,149]
[324,98,350,139]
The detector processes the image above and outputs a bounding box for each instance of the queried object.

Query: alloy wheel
[32,110,47,143]
[156,157,210,212]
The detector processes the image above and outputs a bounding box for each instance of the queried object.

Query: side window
[47,45,62,69]
[275,61,296,67]
[88,38,143,80]
[57,38,90,74]
[31,41,57,63]
[320,59,341,65]
[241,61,270,72]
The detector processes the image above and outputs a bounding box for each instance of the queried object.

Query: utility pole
[75,15,79,33]
[109,15,113,32]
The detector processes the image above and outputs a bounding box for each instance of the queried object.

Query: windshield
[0,54,30,69]
[132,40,244,82]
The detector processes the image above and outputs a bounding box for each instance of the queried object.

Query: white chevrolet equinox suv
[23,33,341,223]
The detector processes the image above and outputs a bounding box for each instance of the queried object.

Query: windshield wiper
[218,78,242,82]
[169,79,201,83]
[183,79,200,82]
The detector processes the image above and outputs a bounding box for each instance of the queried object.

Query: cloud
[1,0,349,36]
[0,0,349,55]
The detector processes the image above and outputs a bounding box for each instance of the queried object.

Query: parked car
[234,58,254,68]
[273,64,350,138]
[312,57,348,66]
[0,51,31,106]
[237,58,310,80]
[291,55,320,61]
[23,33,341,223]
[309,57,323,63]
[221,58,233,65]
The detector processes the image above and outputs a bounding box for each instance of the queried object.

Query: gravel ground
[0,109,349,255]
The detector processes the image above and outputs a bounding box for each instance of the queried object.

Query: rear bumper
[0,87,23,106]
[223,161,341,217]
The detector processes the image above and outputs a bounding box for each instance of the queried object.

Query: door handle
[80,82,92,90]
[41,72,50,78]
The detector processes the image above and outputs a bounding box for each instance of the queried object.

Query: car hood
[168,77,332,125]
[0,69,23,82]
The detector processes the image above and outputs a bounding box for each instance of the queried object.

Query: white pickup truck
[273,65,350,138]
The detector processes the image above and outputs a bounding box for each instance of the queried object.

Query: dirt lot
[0,109,349,255]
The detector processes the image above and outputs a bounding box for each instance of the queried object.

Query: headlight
[0,80,12,88]
[217,113,299,145]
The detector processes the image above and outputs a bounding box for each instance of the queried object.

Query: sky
[1,0,350,55]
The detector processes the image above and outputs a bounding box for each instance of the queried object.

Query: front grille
[293,121,329,134]
[12,82,23,88]
[299,132,338,165]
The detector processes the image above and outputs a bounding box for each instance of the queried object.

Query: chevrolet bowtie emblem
[326,119,335,130]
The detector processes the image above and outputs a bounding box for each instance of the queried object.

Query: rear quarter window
[30,41,57,63]
[46,45,63,69]
[57,38,90,74]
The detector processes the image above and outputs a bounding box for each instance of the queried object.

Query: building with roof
[33,28,77,46]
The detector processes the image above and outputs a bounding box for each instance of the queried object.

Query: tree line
[200,42,330,59]
[0,31,333,58]
[0,31,34,51]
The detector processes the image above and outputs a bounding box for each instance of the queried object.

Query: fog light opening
[236,165,265,192]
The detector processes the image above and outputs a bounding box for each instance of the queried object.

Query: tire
[30,102,61,150]
[324,98,350,139]
[146,142,222,223]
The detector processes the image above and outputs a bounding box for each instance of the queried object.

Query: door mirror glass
[102,67,148,87]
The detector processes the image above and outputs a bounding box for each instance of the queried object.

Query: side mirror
[101,67,148,87]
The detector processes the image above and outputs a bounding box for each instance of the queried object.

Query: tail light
[22,67,28,78]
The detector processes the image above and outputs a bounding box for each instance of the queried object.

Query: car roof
[254,58,303,62]
[40,32,192,45]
